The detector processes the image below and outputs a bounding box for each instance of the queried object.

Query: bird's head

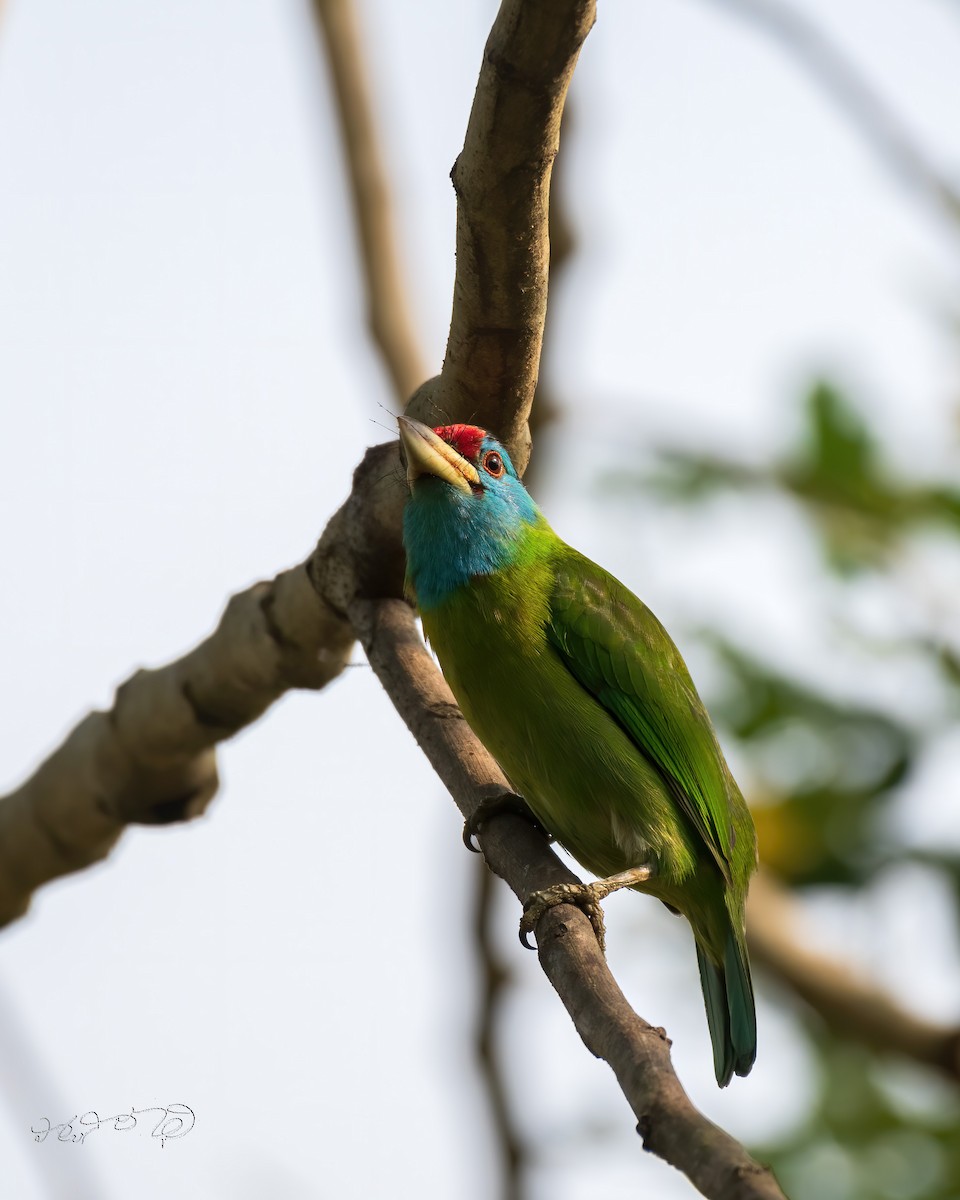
[398,416,540,609]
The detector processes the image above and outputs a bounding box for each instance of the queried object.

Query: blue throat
[403,469,540,611]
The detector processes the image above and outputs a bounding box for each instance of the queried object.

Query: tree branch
[0,564,353,927]
[747,871,960,1081]
[0,0,591,926]
[309,0,429,400]
[350,598,785,1200]
[411,0,595,473]
[472,862,528,1200]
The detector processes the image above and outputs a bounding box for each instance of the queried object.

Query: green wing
[547,550,739,882]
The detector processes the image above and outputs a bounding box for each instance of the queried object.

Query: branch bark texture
[0,566,353,926]
[413,0,595,472]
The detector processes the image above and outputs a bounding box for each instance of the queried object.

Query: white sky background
[0,1,959,1198]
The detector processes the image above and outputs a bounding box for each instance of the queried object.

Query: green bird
[398,416,758,1086]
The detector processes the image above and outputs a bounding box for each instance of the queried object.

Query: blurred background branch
[473,865,527,1200]
[309,0,428,401]
[748,872,960,1082]
[702,0,960,224]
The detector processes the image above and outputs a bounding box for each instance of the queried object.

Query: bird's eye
[483,451,504,478]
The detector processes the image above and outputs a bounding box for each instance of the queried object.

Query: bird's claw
[462,792,553,853]
[520,882,609,954]
[519,866,655,954]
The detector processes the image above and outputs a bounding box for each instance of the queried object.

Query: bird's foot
[519,865,655,955]
[520,882,610,952]
[462,792,553,853]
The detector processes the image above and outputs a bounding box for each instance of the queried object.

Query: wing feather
[547,552,738,881]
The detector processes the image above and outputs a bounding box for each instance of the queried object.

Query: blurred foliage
[628,381,960,572]
[604,378,960,1195]
[704,635,914,887]
[756,1043,960,1200]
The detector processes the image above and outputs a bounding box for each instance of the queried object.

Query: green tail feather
[695,929,757,1087]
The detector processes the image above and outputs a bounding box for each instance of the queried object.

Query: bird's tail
[695,922,756,1087]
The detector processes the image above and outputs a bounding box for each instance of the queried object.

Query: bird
[398,415,758,1086]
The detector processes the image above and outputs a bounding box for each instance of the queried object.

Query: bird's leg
[462,792,554,853]
[520,865,655,955]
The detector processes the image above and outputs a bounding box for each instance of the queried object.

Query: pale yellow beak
[398,416,480,495]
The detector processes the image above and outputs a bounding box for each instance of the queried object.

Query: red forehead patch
[435,423,486,461]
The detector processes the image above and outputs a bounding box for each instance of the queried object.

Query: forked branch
[0,3,796,1195]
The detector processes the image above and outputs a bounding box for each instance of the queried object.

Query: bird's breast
[421,571,695,884]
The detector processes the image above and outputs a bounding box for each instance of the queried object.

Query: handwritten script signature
[32,1104,194,1148]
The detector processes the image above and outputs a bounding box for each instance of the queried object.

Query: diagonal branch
[747,872,960,1081]
[0,563,354,927]
[350,598,786,1200]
